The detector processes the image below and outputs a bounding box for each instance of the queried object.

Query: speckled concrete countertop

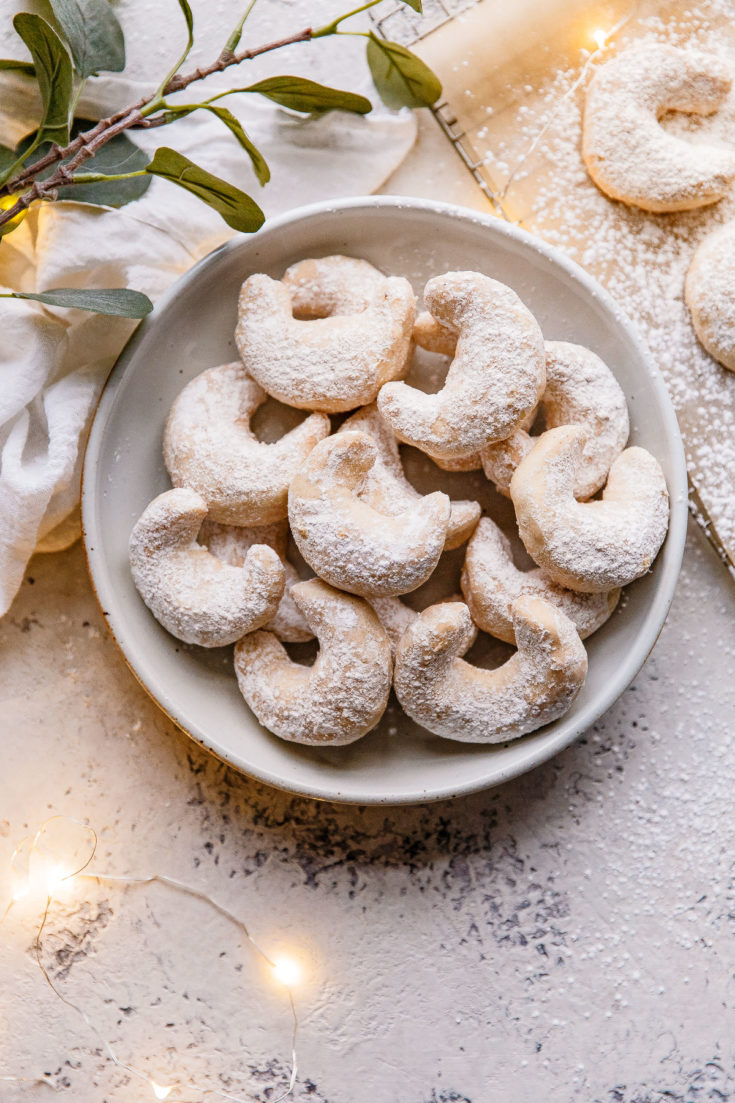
[3,3,735,1100]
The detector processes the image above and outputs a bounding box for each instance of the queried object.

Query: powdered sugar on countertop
[477,0,735,558]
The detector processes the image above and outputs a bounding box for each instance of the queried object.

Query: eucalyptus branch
[0,25,315,211]
[0,0,441,316]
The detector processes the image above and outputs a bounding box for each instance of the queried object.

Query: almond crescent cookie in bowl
[235,260,416,412]
[129,488,285,648]
[510,426,670,593]
[163,362,330,525]
[234,579,392,746]
[393,598,588,744]
[200,519,313,643]
[378,271,545,462]
[481,341,629,500]
[288,430,451,598]
[460,517,620,645]
[338,403,480,551]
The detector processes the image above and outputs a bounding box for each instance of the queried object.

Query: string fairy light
[1,816,302,1102]
[497,8,633,205]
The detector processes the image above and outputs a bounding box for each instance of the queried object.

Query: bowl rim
[81,194,688,805]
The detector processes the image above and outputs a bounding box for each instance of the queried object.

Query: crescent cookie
[368,593,478,656]
[393,598,588,743]
[510,426,669,593]
[235,261,416,412]
[481,341,629,500]
[460,517,620,644]
[234,579,392,746]
[282,254,388,316]
[685,220,735,371]
[378,271,545,461]
[201,519,313,643]
[583,43,735,212]
[288,430,451,598]
[338,404,480,550]
[163,362,330,525]
[129,488,285,648]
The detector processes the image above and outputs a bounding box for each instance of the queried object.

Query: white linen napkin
[0,70,417,614]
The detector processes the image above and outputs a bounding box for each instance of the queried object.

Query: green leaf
[13,13,73,145]
[9,119,151,207]
[0,145,17,174]
[398,0,423,10]
[366,33,441,110]
[241,75,372,116]
[48,0,125,77]
[0,58,35,75]
[8,287,153,317]
[57,123,151,205]
[163,104,269,185]
[173,0,194,43]
[145,147,265,233]
[154,0,194,99]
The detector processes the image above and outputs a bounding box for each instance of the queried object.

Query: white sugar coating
[479,5,735,560]
[288,430,451,598]
[129,488,285,648]
[482,341,630,499]
[234,579,392,746]
[163,362,330,525]
[393,597,588,744]
[282,255,388,316]
[461,516,620,644]
[685,219,735,370]
[583,42,735,212]
[235,268,416,413]
[338,403,481,550]
[200,519,313,643]
[368,592,477,656]
[511,427,670,593]
[378,271,545,460]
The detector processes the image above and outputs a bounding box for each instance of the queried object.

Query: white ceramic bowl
[82,196,687,805]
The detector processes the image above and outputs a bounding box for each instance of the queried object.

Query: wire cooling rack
[369,0,508,216]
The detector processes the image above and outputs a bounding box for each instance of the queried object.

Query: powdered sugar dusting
[233,579,392,746]
[511,427,670,593]
[583,42,735,211]
[478,1,735,559]
[685,218,735,369]
[393,597,588,743]
[200,519,314,643]
[462,516,620,643]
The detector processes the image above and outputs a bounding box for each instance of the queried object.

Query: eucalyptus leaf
[13,13,73,146]
[366,33,441,110]
[0,145,16,174]
[163,104,269,185]
[48,0,125,77]
[57,123,151,205]
[242,75,372,115]
[174,0,194,42]
[146,147,265,233]
[397,0,423,11]
[0,58,35,75]
[10,120,151,207]
[8,287,153,317]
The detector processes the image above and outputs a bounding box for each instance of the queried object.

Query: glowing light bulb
[11,881,29,902]
[591,28,608,49]
[45,863,68,895]
[272,956,302,988]
[0,194,27,236]
[150,1081,172,1100]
